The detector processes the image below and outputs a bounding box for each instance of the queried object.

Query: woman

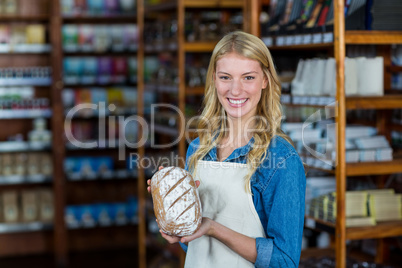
[149,31,305,268]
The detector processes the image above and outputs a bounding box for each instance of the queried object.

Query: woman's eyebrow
[242,71,258,75]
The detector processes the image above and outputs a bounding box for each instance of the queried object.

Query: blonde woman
[150,31,305,268]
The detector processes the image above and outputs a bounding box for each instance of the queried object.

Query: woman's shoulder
[186,137,201,157]
[267,135,298,158]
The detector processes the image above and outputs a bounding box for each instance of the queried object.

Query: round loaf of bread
[151,166,202,236]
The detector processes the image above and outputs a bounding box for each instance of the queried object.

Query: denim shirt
[181,135,306,268]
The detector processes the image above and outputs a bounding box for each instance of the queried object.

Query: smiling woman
[149,31,306,268]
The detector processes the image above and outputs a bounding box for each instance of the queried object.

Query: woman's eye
[244,76,255,80]
[219,76,230,80]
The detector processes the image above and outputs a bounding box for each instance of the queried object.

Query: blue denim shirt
[181,135,306,268]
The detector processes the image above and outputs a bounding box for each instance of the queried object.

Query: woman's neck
[222,116,254,148]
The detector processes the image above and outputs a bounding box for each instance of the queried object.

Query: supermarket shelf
[144,42,177,53]
[65,140,121,150]
[0,141,51,152]
[305,216,402,240]
[144,84,178,93]
[153,124,179,137]
[346,220,402,240]
[144,2,177,13]
[183,41,217,52]
[66,169,138,181]
[0,222,53,234]
[345,94,402,110]
[0,78,51,87]
[63,50,137,56]
[0,175,52,185]
[62,15,137,24]
[0,15,49,22]
[269,42,333,50]
[186,86,205,95]
[0,44,51,54]
[387,65,402,73]
[345,31,402,45]
[183,0,243,8]
[346,159,402,176]
[0,109,52,119]
[64,108,138,118]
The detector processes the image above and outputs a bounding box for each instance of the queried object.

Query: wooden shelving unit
[255,1,402,267]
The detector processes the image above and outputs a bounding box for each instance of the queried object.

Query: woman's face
[215,52,267,123]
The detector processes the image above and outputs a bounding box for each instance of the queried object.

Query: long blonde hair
[188,31,291,191]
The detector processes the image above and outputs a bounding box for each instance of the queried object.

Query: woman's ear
[262,75,268,89]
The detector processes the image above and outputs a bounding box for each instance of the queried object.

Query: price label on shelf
[276,36,285,46]
[262,37,273,47]
[323,32,333,43]
[302,34,312,44]
[294,35,303,45]
[312,33,323,44]
[305,218,316,229]
[285,36,294,46]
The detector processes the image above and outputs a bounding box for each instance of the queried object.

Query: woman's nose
[230,79,242,96]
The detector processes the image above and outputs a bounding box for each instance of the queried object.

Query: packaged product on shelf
[96,157,114,177]
[1,154,12,176]
[65,205,80,228]
[13,153,26,176]
[97,57,112,84]
[74,89,93,116]
[25,24,46,45]
[90,87,107,106]
[105,0,119,15]
[82,57,97,84]
[28,118,52,143]
[80,205,96,227]
[86,0,104,15]
[78,25,94,51]
[27,153,41,175]
[111,25,125,52]
[112,57,128,83]
[123,118,138,143]
[122,88,137,109]
[64,58,83,85]
[62,25,79,52]
[356,57,384,96]
[61,0,75,16]
[93,203,112,226]
[124,24,138,51]
[0,25,10,46]
[106,88,123,109]
[21,190,38,222]
[119,0,135,14]
[128,57,137,83]
[74,0,87,16]
[40,153,53,176]
[10,24,26,45]
[3,0,17,14]
[109,203,128,225]
[94,25,111,52]
[2,191,19,223]
[62,88,75,109]
[38,189,54,222]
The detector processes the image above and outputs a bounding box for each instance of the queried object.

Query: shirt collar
[206,136,255,162]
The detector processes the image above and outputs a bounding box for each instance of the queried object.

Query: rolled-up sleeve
[254,154,306,268]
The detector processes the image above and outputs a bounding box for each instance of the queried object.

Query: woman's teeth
[228,98,247,104]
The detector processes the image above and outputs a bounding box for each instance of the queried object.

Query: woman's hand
[147,166,200,193]
[147,166,164,193]
[180,217,214,244]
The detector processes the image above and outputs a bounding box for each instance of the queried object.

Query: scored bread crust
[151,166,202,236]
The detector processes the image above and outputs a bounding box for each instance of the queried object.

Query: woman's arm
[181,218,258,263]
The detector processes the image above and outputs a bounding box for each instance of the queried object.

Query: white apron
[184,160,266,268]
